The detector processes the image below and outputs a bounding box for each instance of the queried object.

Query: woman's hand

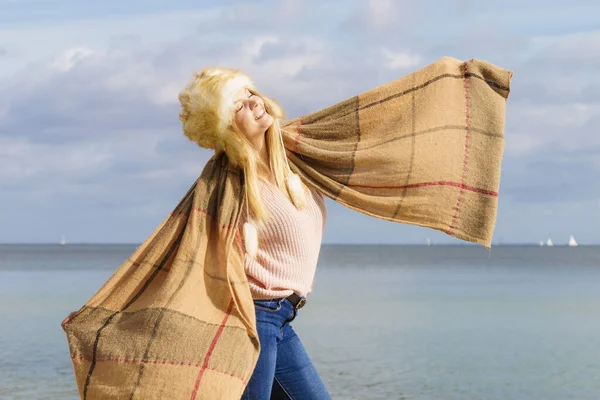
[61,311,78,331]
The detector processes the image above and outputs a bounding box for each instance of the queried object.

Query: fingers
[61,311,78,330]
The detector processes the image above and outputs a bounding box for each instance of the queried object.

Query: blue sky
[1,0,598,245]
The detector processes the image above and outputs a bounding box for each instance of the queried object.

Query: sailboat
[568,235,578,247]
[546,238,553,247]
[539,241,544,247]
[59,235,67,246]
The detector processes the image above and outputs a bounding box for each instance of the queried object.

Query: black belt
[285,293,307,309]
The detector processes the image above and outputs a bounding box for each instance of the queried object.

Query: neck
[258,139,269,168]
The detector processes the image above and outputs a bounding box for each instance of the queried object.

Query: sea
[0,244,599,400]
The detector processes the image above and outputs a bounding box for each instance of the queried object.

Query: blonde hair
[178,68,307,226]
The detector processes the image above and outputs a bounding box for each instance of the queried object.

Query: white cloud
[277,0,305,19]
[504,133,540,157]
[51,47,95,71]
[505,103,600,156]
[0,8,219,78]
[369,0,397,29]
[529,30,600,65]
[380,47,421,69]
[0,139,112,184]
[231,36,325,79]
[243,36,279,59]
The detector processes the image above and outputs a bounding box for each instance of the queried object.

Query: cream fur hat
[178,67,255,152]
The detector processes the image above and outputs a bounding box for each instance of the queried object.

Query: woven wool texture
[62,57,512,399]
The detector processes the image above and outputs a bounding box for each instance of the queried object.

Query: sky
[1,0,598,245]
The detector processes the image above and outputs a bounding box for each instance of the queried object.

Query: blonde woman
[178,68,330,399]
[62,58,511,399]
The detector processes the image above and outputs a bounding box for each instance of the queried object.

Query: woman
[178,68,331,398]
[62,57,511,400]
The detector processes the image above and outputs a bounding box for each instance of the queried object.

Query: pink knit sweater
[240,179,327,300]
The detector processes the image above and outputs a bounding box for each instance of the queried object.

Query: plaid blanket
[62,57,512,399]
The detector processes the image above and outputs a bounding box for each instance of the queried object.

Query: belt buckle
[295,297,307,309]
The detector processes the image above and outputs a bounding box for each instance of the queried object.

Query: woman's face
[232,87,274,143]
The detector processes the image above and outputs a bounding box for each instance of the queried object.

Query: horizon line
[0,242,597,247]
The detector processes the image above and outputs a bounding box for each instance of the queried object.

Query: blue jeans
[240,298,331,400]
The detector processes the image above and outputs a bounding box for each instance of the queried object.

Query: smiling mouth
[255,107,266,120]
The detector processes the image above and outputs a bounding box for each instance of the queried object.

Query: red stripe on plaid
[348,181,497,197]
[189,299,235,399]
[449,63,472,232]
[235,229,244,254]
[70,354,245,382]
[168,208,245,257]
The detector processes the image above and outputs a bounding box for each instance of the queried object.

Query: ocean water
[0,244,599,400]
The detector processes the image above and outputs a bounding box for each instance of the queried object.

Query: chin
[259,113,275,128]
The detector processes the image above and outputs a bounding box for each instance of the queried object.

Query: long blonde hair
[227,89,308,226]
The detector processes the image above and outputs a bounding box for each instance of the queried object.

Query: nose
[250,96,262,109]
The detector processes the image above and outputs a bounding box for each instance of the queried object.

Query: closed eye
[236,93,254,112]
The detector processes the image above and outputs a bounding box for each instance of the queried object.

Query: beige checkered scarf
[62,57,512,399]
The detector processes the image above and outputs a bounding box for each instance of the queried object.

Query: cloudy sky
[1,0,598,245]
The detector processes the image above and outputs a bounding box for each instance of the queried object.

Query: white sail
[569,235,578,247]
[546,238,553,247]
[539,241,544,247]
[59,235,67,245]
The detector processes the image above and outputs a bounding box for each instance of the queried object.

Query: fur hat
[178,67,255,152]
